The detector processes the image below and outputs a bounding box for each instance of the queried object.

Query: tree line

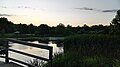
[0,10,120,37]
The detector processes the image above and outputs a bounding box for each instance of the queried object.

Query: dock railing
[0,38,53,67]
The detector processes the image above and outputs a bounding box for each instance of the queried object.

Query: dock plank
[0,62,24,67]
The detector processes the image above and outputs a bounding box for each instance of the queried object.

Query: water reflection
[38,40,49,44]
[8,40,63,63]
[52,41,64,47]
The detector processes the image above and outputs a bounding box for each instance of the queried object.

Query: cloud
[0,13,13,16]
[101,10,118,12]
[0,6,7,8]
[18,6,30,8]
[0,6,36,10]
[17,6,35,10]
[75,7,94,10]
[75,7,119,13]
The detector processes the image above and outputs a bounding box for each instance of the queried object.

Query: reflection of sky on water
[48,41,63,54]
[6,41,63,64]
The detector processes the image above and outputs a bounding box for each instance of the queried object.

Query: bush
[64,34,120,59]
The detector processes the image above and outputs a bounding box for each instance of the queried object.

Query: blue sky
[0,0,120,26]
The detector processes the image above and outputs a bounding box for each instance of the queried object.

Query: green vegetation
[64,34,120,59]
[44,53,120,67]
[27,59,45,67]
[43,34,120,67]
[110,10,120,35]
[65,34,120,58]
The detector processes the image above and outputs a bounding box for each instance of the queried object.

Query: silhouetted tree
[110,10,120,34]
[79,24,90,33]
[0,17,15,33]
[90,25,108,34]
[65,25,74,35]
[37,24,50,36]
[28,23,37,34]
[16,23,29,34]
[54,23,66,36]
[0,17,115,36]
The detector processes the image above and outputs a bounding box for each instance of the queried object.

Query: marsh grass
[27,59,45,67]
[43,34,120,67]
[64,34,120,59]
[44,52,120,67]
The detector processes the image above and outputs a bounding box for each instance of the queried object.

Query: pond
[0,39,64,66]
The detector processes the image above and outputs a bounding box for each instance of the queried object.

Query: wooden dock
[0,62,23,67]
[0,38,53,67]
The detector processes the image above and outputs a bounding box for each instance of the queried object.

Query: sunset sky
[0,0,120,26]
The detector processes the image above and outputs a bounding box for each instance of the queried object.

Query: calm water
[0,40,63,66]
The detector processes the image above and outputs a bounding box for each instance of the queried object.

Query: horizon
[0,0,120,26]
[0,17,111,27]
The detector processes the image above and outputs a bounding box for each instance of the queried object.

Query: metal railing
[0,38,53,67]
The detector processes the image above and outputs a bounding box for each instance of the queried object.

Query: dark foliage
[44,34,120,67]
[0,17,111,37]
[64,34,120,59]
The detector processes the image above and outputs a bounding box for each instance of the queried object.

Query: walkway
[0,62,23,67]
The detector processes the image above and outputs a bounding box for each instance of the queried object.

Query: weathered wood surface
[0,62,23,67]
[0,38,53,67]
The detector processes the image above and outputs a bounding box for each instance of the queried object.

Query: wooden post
[5,39,9,63]
[49,47,53,67]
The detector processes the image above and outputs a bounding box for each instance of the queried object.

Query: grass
[64,34,120,59]
[26,59,45,67]
[43,34,120,67]
[43,51,120,67]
